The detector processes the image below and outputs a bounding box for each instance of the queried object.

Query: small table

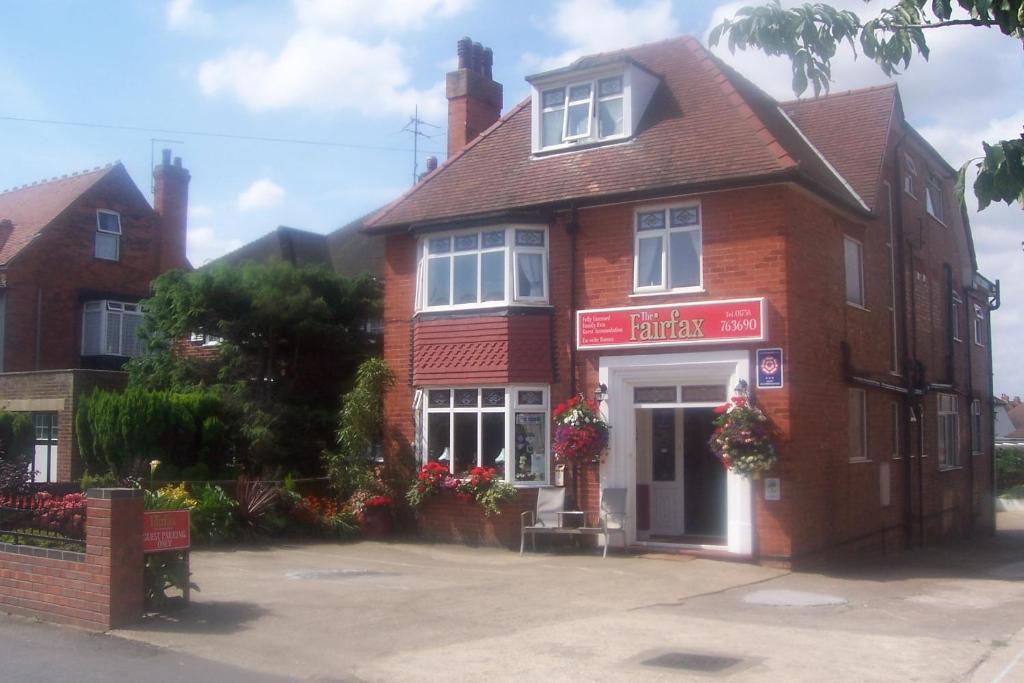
[556,511,585,529]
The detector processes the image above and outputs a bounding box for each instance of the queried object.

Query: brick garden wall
[0,488,143,630]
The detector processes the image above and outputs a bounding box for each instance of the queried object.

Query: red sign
[143,510,191,553]
[576,298,765,350]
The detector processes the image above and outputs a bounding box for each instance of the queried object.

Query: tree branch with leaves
[710,0,1024,209]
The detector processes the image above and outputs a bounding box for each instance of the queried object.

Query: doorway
[32,412,58,483]
[635,406,726,544]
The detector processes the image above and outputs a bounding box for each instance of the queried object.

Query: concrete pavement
[102,512,1024,682]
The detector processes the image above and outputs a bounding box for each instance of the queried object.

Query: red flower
[714,403,730,414]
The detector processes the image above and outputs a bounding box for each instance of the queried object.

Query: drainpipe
[567,206,579,397]
[986,279,1001,533]
[964,283,975,537]
[893,136,915,550]
[34,287,43,370]
[944,264,955,384]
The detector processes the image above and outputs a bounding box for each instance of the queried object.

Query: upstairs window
[82,300,143,357]
[419,226,548,311]
[844,236,865,307]
[973,304,986,346]
[925,176,945,223]
[903,154,917,197]
[95,210,121,261]
[633,203,702,293]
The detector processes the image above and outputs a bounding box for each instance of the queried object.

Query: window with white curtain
[418,226,548,311]
[82,300,144,357]
[633,202,702,293]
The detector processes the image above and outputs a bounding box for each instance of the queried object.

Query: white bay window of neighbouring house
[420,227,547,310]
[634,204,702,292]
[82,300,144,357]
[423,387,549,484]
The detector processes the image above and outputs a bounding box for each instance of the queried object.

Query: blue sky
[1,0,1021,394]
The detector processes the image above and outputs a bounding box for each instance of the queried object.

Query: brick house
[365,35,998,565]
[0,150,190,482]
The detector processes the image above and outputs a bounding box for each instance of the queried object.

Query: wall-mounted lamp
[594,383,608,402]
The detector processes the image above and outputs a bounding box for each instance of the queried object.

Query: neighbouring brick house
[0,150,190,482]
[365,36,999,565]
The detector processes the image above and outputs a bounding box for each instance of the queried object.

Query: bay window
[82,300,144,357]
[423,386,549,484]
[633,203,702,292]
[419,226,548,311]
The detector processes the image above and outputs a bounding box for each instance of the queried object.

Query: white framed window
[422,386,549,484]
[891,401,901,459]
[418,226,548,312]
[633,203,702,293]
[540,75,625,150]
[973,303,986,347]
[189,331,223,347]
[925,176,945,223]
[971,399,983,455]
[95,209,121,261]
[848,388,868,462]
[82,300,144,357]
[952,291,962,342]
[937,393,960,469]
[903,154,917,197]
[844,236,865,307]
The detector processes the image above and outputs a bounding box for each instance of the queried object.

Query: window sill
[414,303,553,318]
[848,458,872,464]
[532,135,633,158]
[846,302,870,312]
[630,288,705,299]
[927,213,946,228]
[938,465,963,472]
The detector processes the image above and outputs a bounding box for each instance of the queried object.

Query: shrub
[79,470,119,491]
[191,484,238,543]
[996,446,1024,493]
[0,412,33,461]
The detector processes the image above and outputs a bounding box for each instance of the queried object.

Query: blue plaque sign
[756,348,784,389]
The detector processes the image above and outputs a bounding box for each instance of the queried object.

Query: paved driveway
[113,514,1024,682]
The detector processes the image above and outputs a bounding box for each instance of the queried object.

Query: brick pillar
[86,488,144,628]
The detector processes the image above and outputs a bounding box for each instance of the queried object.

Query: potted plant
[709,380,777,478]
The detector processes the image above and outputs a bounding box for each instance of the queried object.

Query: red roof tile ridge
[563,34,692,67]
[0,162,118,196]
[779,82,898,106]
[683,38,797,171]
[366,97,532,229]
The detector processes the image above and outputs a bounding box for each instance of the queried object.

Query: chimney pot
[457,36,472,69]
[161,148,172,166]
[446,37,502,158]
[426,156,438,172]
[174,156,182,168]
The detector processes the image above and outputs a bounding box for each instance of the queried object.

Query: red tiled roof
[365,36,876,232]
[782,84,898,212]
[0,164,120,265]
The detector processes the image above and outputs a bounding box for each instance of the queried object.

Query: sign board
[143,510,191,553]
[756,348,784,389]
[764,478,781,501]
[576,298,765,350]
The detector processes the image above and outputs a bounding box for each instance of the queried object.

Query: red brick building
[0,150,190,481]
[365,36,998,564]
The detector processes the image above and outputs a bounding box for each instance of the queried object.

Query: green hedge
[0,411,34,461]
[996,446,1024,494]
[76,388,230,478]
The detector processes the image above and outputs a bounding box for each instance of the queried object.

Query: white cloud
[198,30,445,120]
[237,178,285,211]
[524,0,680,72]
[293,0,474,30]
[166,0,213,32]
[187,225,243,266]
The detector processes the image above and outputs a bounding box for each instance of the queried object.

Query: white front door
[32,413,58,483]
[642,408,685,536]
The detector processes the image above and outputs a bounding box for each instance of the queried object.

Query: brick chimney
[446,37,502,158]
[153,148,191,271]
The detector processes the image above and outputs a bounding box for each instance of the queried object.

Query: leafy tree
[128,261,382,474]
[710,0,1024,209]
[323,357,395,499]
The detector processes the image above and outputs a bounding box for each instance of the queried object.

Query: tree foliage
[710,0,1024,209]
[127,261,382,474]
[323,357,395,499]
[75,387,229,478]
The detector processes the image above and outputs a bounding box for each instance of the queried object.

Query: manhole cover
[743,589,847,607]
[641,652,743,673]
[285,569,384,580]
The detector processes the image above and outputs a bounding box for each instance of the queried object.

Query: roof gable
[366,36,870,231]
[782,84,898,212]
[0,163,124,265]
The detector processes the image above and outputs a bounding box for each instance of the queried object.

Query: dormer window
[528,59,658,154]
